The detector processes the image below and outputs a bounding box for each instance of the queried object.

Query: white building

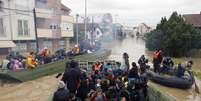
[135,23,152,37]
[0,0,74,54]
[0,0,35,61]
[35,0,74,52]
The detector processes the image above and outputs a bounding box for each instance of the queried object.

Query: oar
[191,72,200,94]
[55,73,63,79]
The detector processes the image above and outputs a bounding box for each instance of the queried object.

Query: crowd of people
[152,49,193,78]
[53,53,149,101]
[1,47,60,71]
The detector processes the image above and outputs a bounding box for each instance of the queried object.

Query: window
[0,18,5,37]
[59,40,65,49]
[61,22,73,31]
[0,0,3,11]
[18,20,29,36]
[36,0,50,9]
[37,0,47,3]
[0,48,9,55]
[29,42,36,52]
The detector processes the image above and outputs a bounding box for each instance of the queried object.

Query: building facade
[0,0,35,61]
[0,0,74,63]
[35,0,74,52]
[183,12,201,30]
[135,23,152,37]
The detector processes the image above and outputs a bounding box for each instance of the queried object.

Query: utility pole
[33,8,39,53]
[91,16,94,44]
[114,14,118,40]
[84,0,87,40]
[76,14,79,45]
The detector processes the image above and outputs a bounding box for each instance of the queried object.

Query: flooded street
[0,37,200,101]
[0,75,59,101]
[106,37,201,101]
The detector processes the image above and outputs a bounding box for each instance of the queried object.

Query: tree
[146,12,201,57]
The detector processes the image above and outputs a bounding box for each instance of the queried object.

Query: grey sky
[62,0,201,27]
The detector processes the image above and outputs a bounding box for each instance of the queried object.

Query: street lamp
[84,0,87,40]
[76,14,79,45]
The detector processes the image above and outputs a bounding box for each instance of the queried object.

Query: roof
[61,4,71,12]
[140,23,151,29]
[0,41,16,48]
[183,14,201,27]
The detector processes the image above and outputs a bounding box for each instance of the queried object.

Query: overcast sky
[62,0,201,27]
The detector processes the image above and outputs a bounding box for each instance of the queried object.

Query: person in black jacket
[128,62,139,79]
[62,60,81,94]
[53,81,69,101]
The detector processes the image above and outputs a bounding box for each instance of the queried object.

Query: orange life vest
[93,64,101,71]
[153,51,160,59]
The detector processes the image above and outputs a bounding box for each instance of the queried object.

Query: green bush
[146,12,201,57]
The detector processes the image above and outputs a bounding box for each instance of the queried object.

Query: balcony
[35,1,51,9]
[61,15,74,23]
[61,15,74,37]
[61,30,73,37]
[35,8,52,19]
[37,28,52,38]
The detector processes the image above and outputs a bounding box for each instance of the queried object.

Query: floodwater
[0,75,59,101]
[0,37,200,101]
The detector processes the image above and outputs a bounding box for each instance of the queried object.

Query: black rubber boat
[147,70,194,89]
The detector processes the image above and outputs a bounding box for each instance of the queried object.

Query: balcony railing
[35,2,51,9]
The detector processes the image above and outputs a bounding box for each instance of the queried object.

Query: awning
[0,41,16,48]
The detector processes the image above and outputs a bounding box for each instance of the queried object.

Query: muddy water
[0,37,200,101]
[0,75,59,101]
[105,37,201,101]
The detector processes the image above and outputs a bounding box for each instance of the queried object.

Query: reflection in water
[105,38,147,62]
[0,38,200,101]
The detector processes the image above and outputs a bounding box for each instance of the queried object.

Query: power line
[0,7,66,16]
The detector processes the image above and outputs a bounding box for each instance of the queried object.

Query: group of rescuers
[53,53,149,101]
[152,49,193,78]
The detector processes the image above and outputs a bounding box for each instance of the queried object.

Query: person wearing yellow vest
[27,52,37,69]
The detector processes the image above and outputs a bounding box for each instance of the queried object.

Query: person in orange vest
[41,47,51,64]
[26,52,37,69]
[41,47,50,57]
[74,45,80,54]
[153,50,163,73]
[92,62,102,71]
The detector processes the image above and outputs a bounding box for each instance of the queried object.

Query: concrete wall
[148,83,176,101]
